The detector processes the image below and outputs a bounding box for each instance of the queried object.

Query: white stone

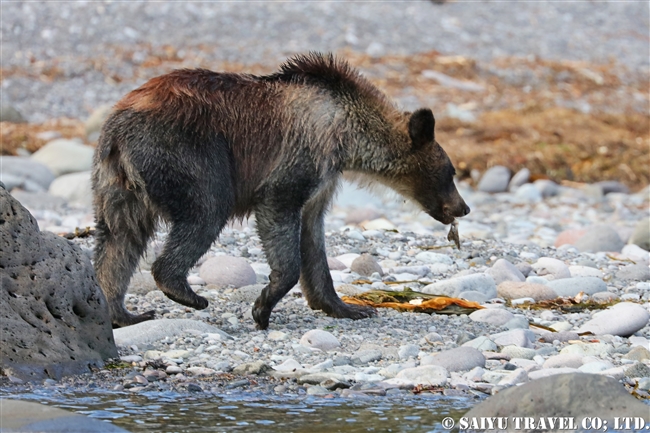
[621,244,650,263]
[354,372,384,382]
[113,319,231,347]
[398,344,420,360]
[577,302,650,337]
[31,139,94,176]
[462,336,498,351]
[500,346,536,360]
[543,354,583,369]
[163,349,191,359]
[335,253,361,268]
[361,218,396,231]
[546,276,608,298]
[508,168,530,191]
[568,266,604,278]
[186,367,217,376]
[385,365,449,387]
[300,329,341,351]
[579,361,614,373]
[498,368,529,387]
[267,331,289,341]
[531,257,571,280]
[486,259,526,285]
[560,342,613,357]
[423,273,497,298]
[346,230,366,241]
[274,358,303,372]
[187,275,206,285]
[415,252,453,265]
[48,171,92,206]
[597,366,627,380]
[469,308,515,326]
[199,256,257,288]
[490,329,535,348]
[477,166,511,193]
[514,183,543,203]
[120,355,143,363]
[549,321,573,332]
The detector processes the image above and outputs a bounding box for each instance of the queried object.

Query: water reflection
[1,388,474,432]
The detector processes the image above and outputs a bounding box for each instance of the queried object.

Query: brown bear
[92,52,470,329]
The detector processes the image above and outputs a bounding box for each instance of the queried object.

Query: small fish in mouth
[447,219,461,250]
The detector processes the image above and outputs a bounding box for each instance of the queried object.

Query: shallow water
[2,388,475,433]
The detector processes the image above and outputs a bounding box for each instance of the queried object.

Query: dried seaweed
[510,295,618,313]
[341,288,483,315]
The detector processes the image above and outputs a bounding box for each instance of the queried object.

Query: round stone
[350,254,384,276]
[559,342,613,357]
[490,329,535,348]
[577,302,650,337]
[497,281,557,301]
[420,347,486,372]
[542,354,583,369]
[397,344,419,360]
[414,251,453,265]
[199,256,257,288]
[327,257,347,271]
[514,183,542,203]
[508,167,530,191]
[574,225,625,253]
[469,308,515,326]
[31,139,94,176]
[477,165,511,193]
[423,273,497,299]
[530,257,571,280]
[546,277,607,298]
[486,259,526,285]
[299,330,340,351]
[389,365,449,387]
[616,263,650,281]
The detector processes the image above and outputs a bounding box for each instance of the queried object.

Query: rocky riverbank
[2,169,649,405]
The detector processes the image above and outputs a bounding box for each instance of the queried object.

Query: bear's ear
[408,108,435,149]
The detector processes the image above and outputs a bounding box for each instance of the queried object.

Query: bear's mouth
[428,211,456,226]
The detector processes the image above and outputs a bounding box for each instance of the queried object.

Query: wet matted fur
[92,53,470,329]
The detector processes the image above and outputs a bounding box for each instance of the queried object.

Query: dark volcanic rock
[0,186,117,381]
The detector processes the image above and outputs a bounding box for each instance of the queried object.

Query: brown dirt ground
[2,48,648,190]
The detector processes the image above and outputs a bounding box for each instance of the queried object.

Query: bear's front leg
[252,205,302,330]
[299,184,376,320]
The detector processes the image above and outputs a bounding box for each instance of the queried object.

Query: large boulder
[0,185,117,381]
[463,373,649,432]
[0,156,55,193]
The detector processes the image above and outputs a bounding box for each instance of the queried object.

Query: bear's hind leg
[94,215,156,328]
[152,209,228,310]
